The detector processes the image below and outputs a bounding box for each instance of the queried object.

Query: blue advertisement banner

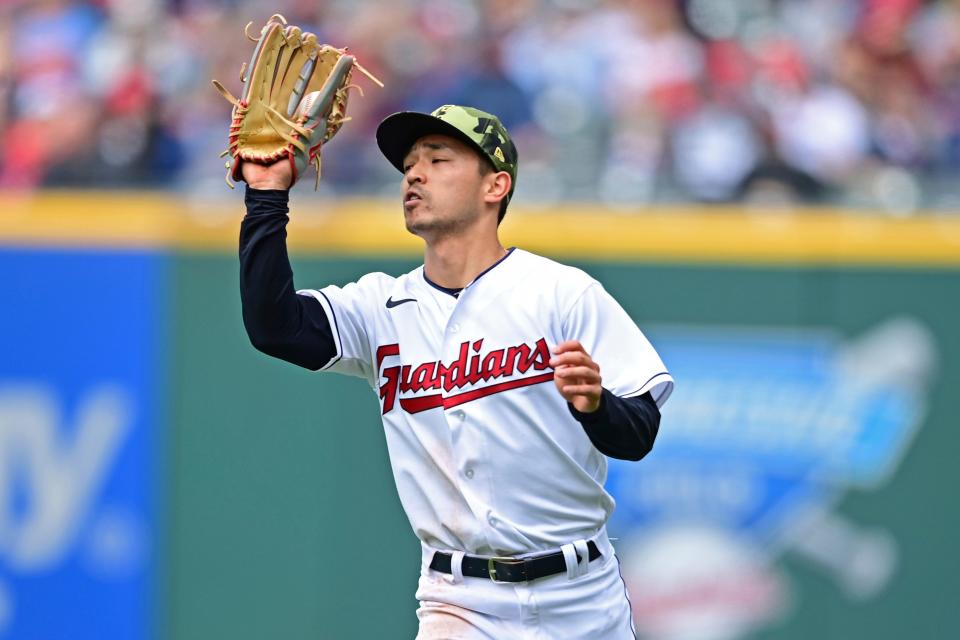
[0,248,164,640]
[607,320,935,639]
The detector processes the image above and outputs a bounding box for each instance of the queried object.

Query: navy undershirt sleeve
[239,186,337,370]
[568,390,661,461]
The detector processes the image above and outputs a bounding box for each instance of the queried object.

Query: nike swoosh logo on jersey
[386,297,417,308]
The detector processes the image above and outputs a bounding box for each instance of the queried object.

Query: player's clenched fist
[549,340,602,413]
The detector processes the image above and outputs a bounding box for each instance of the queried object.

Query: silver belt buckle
[487,556,525,583]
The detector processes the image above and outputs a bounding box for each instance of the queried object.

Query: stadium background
[1,0,958,638]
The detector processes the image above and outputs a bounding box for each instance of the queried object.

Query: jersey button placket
[444,409,466,433]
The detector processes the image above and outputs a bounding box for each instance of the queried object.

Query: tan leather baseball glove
[213,14,381,189]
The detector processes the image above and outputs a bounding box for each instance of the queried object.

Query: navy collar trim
[423,277,462,297]
[423,247,516,298]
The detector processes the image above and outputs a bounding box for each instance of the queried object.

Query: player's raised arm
[239,179,337,370]
[214,16,381,371]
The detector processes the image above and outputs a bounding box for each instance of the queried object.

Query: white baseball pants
[415,532,636,639]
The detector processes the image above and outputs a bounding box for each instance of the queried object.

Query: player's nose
[404,163,426,186]
[406,173,423,185]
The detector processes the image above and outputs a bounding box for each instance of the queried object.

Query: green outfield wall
[165,256,959,640]
[2,194,958,639]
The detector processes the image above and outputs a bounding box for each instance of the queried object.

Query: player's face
[401,134,489,238]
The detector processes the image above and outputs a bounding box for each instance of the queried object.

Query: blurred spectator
[0,0,958,213]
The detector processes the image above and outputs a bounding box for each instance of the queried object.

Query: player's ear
[483,171,511,206]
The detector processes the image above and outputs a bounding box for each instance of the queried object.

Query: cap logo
[494,147,505,163]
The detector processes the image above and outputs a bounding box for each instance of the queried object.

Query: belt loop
[573,539,591,577]
[449,551,465,584]
[560,543,579,581]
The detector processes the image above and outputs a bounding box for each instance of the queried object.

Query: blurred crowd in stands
[1,0,959,212]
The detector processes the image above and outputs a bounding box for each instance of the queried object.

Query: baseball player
[238,105,673,639]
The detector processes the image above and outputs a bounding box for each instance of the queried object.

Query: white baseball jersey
[299,248,672,556]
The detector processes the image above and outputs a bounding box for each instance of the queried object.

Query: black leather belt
[429,541,602,583]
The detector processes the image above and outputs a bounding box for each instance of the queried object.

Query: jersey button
[488,515,498,527]
[454,410,465,421]
[450,323,460,333]
[464,468,474,479]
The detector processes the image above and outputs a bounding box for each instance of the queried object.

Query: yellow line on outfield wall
[1,191,959,266]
